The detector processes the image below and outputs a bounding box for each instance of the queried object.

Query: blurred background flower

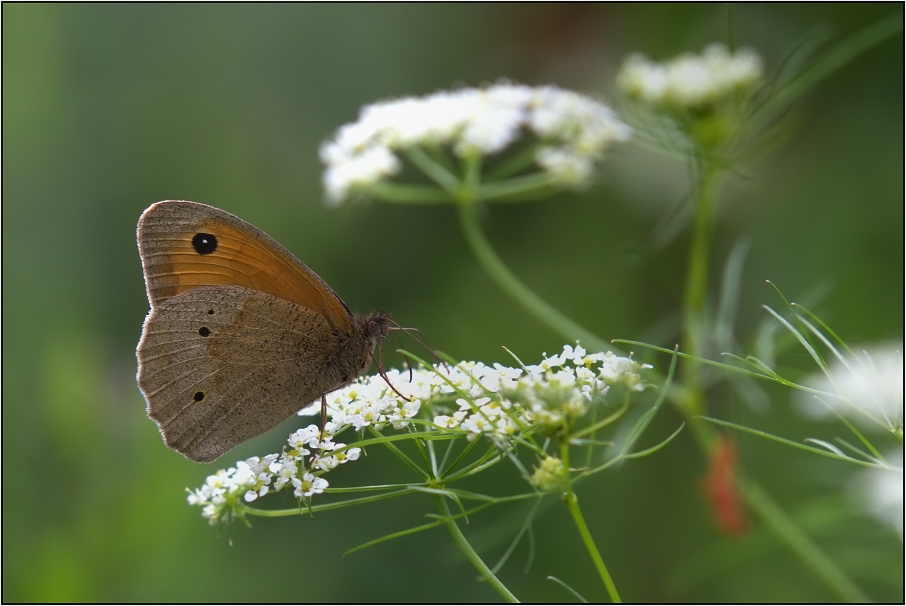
[618,43,763,109]
[796,342,903,433]
[848,450,904,539]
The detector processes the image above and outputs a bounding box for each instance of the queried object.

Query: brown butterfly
[136,200,392,462]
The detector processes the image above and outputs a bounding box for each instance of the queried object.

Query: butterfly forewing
[138,200,353,332]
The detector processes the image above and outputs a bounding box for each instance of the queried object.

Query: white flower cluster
[320,83,631,203]
[797,342,904,433]
[186,432,358,525]
[187,344,650,523]
[433,346,650,439]
[618,43,763,109]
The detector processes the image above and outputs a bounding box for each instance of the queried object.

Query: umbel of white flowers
[617,43,763,109]
[187,344,650,524]
[319,83,631,204]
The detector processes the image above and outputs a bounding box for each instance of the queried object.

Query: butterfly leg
[318,393,328,444]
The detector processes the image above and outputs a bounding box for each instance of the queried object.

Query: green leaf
[546,576,589,603]
[697,416,887,469]
[624,423,685,459]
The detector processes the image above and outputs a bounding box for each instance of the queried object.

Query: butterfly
[136,200,392,462]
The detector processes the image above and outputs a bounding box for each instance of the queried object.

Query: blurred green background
[3,4,902,602]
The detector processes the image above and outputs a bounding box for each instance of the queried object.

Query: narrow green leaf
[625,423,685,459]
[240,488,414,517]
[546,576,589,603]
[698,416,887,469]
[803,438,845,457]
[490,499,542,575]
[344,520,443,555]
[792,303,857,357]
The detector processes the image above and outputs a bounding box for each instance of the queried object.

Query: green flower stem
[476,172,560,202]
[454,196,610,353]
[372,182,453,204]
[560,442,622,603]
[434,493,520,603]
[737,475,869,602]
[408,147,461,193]
[680,157,718,449]
[483,142,543,180]
[677,155,866,601]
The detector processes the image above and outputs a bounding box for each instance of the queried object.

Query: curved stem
[372,182,453,204]
[434,493,520,603]
[680,157,718,443]
[737,476,869,602]
[477,172,560,202]
[455,198,610,352]
[560,442,622,603]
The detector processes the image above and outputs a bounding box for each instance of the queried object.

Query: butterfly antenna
[391,324,447,370]
[392,330,415,382]
[372,343,412,403]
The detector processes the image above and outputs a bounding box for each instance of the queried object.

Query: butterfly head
[360,309,394,350]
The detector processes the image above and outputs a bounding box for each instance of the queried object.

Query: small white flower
[288,425,321,450]
[339,447,361,463]
[313,455,340,472]
[272,459,299,491]
[389,399,421,429]
[187,489,206,506]
[293,472,329,498]
[201,504,218,522]
[433,415,458,429]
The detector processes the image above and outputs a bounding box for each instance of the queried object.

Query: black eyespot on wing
[193,391,205,402]
[192,233,218,255]
[198,327,211,337]
[207,309,215,315]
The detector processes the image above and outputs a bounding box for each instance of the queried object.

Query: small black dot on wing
[192,233,217,255]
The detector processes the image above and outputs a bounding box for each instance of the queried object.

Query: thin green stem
[680,157,719,442]
[407,147,461,193]
[560,442,621,603]
[676,151,866,600]
[476,172,560,202]
[454,197,610,352]
[372,182,453,204]
[483,142,543,181]
[434,493,520,603]
[737,476,869,602]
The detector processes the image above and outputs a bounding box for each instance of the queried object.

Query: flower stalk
[560,442,622,603]
[434,493,520,603]
[680,155,719,440]
[454,193,610,353]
